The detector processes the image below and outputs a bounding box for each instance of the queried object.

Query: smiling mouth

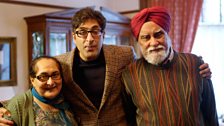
[45,84,56,89]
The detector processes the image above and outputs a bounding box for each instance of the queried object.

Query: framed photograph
[0,37,17,86]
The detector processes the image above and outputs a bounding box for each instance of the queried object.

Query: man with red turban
[121,6,218,126]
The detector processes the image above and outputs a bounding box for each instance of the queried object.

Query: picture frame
[0,37,17,86]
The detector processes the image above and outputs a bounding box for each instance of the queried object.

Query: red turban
[131,6,171,39]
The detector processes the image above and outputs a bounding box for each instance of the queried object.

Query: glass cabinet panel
[117,36,133,45]
[49,33,66,56]
[104,34,117,45]
[71,39,76,49]
[32,32,44,59]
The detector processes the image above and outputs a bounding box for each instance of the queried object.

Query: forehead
[78,19,100,29]
[35,59,59,73]
[139,21,164,34]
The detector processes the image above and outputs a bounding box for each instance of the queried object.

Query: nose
[86,32,94,41]
[46,77,55,86]
[149,37,159,47]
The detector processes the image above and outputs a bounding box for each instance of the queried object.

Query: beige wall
[0,1,138,100]
[0,3,65,100]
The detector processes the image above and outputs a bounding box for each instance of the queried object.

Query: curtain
[140,0,203,52]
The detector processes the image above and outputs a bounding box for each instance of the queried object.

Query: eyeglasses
[35,72,61,82]
[75,29,102,39]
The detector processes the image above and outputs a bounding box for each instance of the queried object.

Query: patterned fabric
[33,102,77,126]
[55,44,136,125]
[122,51,219,126]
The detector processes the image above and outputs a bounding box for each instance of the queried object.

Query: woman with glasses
[3,56,78,126]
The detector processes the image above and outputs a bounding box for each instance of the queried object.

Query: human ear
[30,77,35,85]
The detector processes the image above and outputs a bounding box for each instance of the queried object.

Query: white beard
[141,45,169,65]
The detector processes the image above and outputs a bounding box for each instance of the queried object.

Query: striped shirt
[122,51,218,126]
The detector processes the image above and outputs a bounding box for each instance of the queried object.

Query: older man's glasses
[75,29,102,39]
[35,72,61,82]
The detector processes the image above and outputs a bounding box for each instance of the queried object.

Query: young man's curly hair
[71,7,106,32]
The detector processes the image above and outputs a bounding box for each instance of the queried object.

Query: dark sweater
[73,49,106,109]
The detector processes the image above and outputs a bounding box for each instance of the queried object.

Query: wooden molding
[120,9,139,14]
[0,0,139,14]
[0,0,74,9]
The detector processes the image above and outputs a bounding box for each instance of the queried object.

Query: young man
[122,6,218,126]
[0,7,212,126]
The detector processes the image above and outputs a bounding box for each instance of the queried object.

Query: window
[200,0,224,24]
[192,0,224,121]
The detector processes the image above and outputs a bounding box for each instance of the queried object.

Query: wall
[0,1,139,100]
[0,3,65,100]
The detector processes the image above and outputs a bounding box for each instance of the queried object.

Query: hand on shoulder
[0,107,14,126]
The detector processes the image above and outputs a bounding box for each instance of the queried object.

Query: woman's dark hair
[29,56,63,79]
[71,7,106,32]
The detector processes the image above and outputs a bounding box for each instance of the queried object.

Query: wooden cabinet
[25,6,134,63]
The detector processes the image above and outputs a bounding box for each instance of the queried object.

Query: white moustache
[148,45,165,52]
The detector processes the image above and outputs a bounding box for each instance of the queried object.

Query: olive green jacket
[5,90,35,126]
